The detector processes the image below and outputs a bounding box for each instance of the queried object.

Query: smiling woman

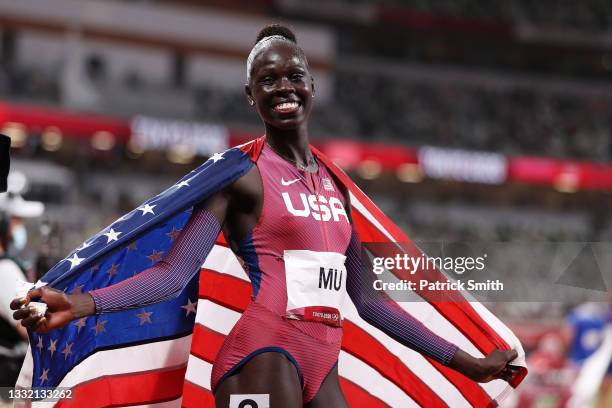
[245,25,316,159]
[12,23,521,408]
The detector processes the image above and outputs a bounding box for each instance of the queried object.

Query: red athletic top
[237,144,352,316]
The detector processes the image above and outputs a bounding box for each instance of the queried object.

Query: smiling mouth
[273,102,300,114]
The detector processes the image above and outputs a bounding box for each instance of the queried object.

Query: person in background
[565,301,612,407]
[0,182,44,400]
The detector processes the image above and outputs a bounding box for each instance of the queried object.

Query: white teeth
[274,102,299,111]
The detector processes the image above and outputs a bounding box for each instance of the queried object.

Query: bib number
[284,250,347,327]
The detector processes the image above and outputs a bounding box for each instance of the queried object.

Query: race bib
[284,250,347,327]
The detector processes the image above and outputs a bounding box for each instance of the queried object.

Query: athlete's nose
[276,76,294,94]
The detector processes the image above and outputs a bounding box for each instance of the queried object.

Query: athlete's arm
[11,190,230,333]
[89,203,223,312]
[12,162,263,334]
[344,226,458,365]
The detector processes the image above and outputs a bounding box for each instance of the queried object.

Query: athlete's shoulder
[227,137,263,188]
[235,136,265,162]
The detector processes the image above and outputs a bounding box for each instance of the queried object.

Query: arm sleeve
[345,226,459,365]
[89,206,221,313]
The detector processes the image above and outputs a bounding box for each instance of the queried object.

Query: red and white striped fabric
[16,145,526,407]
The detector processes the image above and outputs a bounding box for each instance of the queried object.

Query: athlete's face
[246,41,314,130]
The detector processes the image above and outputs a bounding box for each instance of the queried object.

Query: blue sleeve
[345,226,458,365]
[90,207,221,313]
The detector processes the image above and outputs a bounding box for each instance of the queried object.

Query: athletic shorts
[211,301,343,403]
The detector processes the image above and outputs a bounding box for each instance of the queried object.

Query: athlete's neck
[265,125,313,168]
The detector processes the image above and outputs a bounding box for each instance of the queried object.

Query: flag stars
[117,212,130,222]
[137,310,153,325]
[107,263,119,277]
[103,228,122,243]
[166,227,182,241]
[93,320,107,335]
[209,152,225,163]
[126,241,138,252]
[36,336,43,351]
[90,264,100,279]
[76,241,92,252]
[66,253,85,270]
[39,368,49,384]
[48,339,57,357]
[181,298,197,317]
[147,249,164,264]
[61,343,73,360]
[138,204,156,216]
[74,318,87,333]
[176,180,190,188]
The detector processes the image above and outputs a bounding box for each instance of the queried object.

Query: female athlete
[12,24,519,407]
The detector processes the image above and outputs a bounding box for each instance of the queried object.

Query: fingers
[10,297,27,310]
[13,303,48,331]
[506,365,521,376]
[497,369,513,382]
[505,349,518,361]
[25,288,43,303]
[12,306,33,320]
[492,364,521,383]
[10,288,44,311]
[21,313,44,330]
[495,365,520,383]
[34,317,49,333]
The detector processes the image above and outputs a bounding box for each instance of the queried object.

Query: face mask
[11,224,27,251]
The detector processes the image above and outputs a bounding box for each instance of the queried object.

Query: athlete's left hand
[449,348,520,383]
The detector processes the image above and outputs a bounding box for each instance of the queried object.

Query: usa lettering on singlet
[281,192,349,222]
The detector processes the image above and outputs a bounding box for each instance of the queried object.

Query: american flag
[16,138,526,407]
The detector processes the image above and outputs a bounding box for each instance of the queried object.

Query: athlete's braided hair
[247,23,307,81]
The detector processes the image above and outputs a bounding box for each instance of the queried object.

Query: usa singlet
[210,144,352,402]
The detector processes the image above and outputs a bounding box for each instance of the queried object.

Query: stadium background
[1,0,611,406]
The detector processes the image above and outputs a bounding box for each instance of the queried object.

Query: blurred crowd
[195,76,611,162]
[151,0,612,32]
[2,63,610,163]
[305,0,612,31]
[329,71,610,161]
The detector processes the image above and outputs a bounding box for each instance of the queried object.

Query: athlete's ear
[245,84,255,106]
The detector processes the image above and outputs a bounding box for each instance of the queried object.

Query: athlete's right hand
[10,287,95,334]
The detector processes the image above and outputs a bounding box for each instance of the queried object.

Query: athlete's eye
[259,76,275,85]
[290,73,304,82]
